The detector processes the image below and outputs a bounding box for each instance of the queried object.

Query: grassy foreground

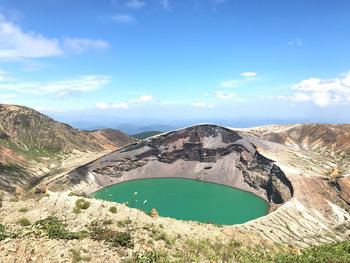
[1,216,349,263]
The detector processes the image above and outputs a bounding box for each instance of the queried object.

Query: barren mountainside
[62,124,294,205]
[0,104,135,191]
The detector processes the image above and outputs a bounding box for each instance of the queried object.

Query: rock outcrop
[63,124,293,204]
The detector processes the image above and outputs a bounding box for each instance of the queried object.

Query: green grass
[19,207,29,213]
[88,221,133,248]
[103,219,113,225]
[128,239,350,263]
[69,249,91,262]
[109,206,117,214]
[74,199,91,213]
[9,196,19,202]
[0,224,6,241]
[131,131,162,140]
[34,216,88,239]
[117,219,132,227]
[17,217,31,226]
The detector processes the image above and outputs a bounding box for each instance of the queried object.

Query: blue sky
[1,0,350,130]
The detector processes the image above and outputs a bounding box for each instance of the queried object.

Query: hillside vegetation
[0,191,349,263]
[131,131,162,140]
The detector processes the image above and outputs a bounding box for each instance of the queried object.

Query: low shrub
[9,197,19,202]
[17,217,31,226]
[88,221,133,248]
[74,199,91,213]
[70,248,91,262]
[103,219,113,225]
[19,207,29,213]
[125,250,170,263]
[34,216,87,239]
[0,224,6,241]
[109,206,117,214]
[117,219,132,227]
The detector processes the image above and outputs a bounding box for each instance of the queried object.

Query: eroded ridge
[61,124,293,205]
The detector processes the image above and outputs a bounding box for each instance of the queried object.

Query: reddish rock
[151,208,159,217]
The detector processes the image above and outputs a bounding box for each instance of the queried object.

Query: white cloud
[63,38,110,54]
[191,102,214,108]
[98,94,153,110]
[96,102,110,109]
[292,93,310,102]
[113,102,129,109]
[160,0,170,9]
[289,38,303,46]
[0,15,110,60]
[192,102,206,107]
[112,14,137,24]
[0,93,14,99]
[221,80,243,88]
[221,73,259,88]
[292,70,350,107]
[241,72,257,77]
[126,0,146,9]
[139,94,153,102]
[0,75,110,97]
[0,18,62,59]
[0,69,14,81]
[216,91,235,99]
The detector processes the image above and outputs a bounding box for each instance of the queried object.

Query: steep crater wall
[63,124,293,205]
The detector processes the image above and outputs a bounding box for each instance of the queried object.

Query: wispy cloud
[160,0,170,9]
[112,14,137,24]
[221,72,259,88]
[0,17,62,59]
[191,102,214,108]
[289,38,303,46]
[0,75,110,98]
[0,93,14,100]
[0,69,15,82]
[241,72,257,77]
[113,102,129,109]
[291,70,350,107]
[96,102,110,109]
[0,14,110,60]
[96,94,154,110]
[63,38,110,54]
[221,80,244,88]
[216,91,235,99]
[126,0,146,9]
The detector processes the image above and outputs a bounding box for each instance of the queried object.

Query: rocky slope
[49,123,350,249]
[59,124,293,206]
[234,124,350,247]
[1,112,350,261]
[0,104,135,192]
[90,129,138,150]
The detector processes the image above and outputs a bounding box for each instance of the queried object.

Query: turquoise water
[93,178,269,225]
